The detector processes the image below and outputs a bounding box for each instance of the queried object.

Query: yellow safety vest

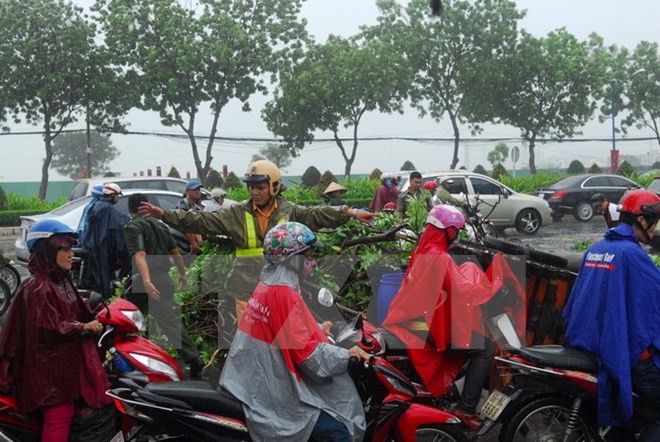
[235,212,286,257]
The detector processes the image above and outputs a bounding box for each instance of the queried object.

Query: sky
[1,0,660,182]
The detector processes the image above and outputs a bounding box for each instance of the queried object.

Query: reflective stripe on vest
[235,212,286,257]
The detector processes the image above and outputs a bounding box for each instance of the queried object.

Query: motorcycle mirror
[88,291,103,310]
[317,288,335,307]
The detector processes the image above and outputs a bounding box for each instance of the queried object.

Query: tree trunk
[39,113,53,201]
[449,112,461,169]
[528,136,537,175]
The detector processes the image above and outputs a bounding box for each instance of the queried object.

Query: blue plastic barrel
[376,273,405,326]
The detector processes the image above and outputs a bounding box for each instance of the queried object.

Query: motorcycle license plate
[480,390,511,421]
[109,430,125,442]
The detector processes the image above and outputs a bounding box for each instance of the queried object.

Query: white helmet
[102,183,122,196]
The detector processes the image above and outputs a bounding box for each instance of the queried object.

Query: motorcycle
[0,251,20,316]
[462,193,499,242]
[478,345,656,441]
[106,306,468,441]
[0,291,184,441]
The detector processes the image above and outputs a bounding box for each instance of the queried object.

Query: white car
[68,176,212,200]
[399,171,552,235]
[14,190,234,264]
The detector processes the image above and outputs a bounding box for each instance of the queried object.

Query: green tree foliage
[369,168,383,180]
[301,166,322,189]
[473,164,489,175]
[94,0,308,182]
[567,160,586,175]
[400,161,417,171]
[223,172,242,190]
[317,170,338,197]
[491,163,509,180]
[617,160,636,176]
[476,30,604,174]
[250,144,294,171]
[263,34,411,178]
[51,132,119,179]
[588,163,603,174]
[0,185,7,211]
[0,0,101,200]
[168,166,181,178]
[204,169,224,189]
[373,0,523,169]
[487,143,510,165]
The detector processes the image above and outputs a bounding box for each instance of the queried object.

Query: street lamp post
[609,79,619,174]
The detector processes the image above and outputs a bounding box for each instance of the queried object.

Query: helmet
[424,181,438,190]
[383,202,396,211]
[102,183,122,196]
[91,184,104,197]
[618,190,660,218]
[263,222,321,257]
[426,204,466,230]
[210,188,227,200]
[186,180,203,191]
[26,220,77,253]
[323,182,347,196]
[438,177,454,187]
[243,160,281,196]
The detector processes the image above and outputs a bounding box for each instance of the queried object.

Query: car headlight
[129,353,180,381]
[120,309,145,332]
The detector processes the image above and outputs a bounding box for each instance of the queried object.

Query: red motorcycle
[107,311,468,441]
[478,345,656,441]
[0,291,184,441]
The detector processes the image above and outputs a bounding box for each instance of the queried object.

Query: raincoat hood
[27,235,75,282]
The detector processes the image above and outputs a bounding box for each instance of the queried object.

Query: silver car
[14,189,233,264]
[399,171,552,235]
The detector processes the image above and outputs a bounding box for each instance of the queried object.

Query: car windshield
[49,196,92,216]
[550,175,589,188]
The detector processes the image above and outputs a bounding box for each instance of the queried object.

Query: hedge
[0,210,51,227]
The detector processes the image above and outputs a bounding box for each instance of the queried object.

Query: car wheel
[515,209,541,235]
[573,201,594,222]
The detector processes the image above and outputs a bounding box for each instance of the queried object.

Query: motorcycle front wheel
[0,279,12,316]
[416,425,467,442]
[500,396,595,442]
[1,264,21,295]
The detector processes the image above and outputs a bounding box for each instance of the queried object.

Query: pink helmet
[426,204,466,230]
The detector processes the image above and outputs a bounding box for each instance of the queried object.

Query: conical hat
[323,182,347,195]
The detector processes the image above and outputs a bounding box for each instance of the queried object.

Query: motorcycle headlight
[384,374,416,398]
[129,353,180,381]
[120,309,145,332]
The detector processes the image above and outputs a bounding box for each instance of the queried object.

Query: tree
[373,0,523,169]
[477,30,604,174]
[617,160,636,176]
[0,185,7,211]
[223,172,242,190]
[614,42,660,147]
[369,168,383,180]
[652,161,660,169]
[566,160,586,175]
[167,166,181,178]
[94,0,308,182]
[51,132,119,179]
[263,34,412,178]
[487,143,510,166]
[473,164,488,175]
[250,144,294,171]
[588,163,603,174]
[491,163,509,180]
[301,166,322,189]
[400,161,417,171]
[0,0,99,200]
[204,169,224,189]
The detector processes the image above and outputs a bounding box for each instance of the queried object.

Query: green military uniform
[161,196,352,303]
[396,190,432,216]
[124,215,199,363]
[435,187,464,207]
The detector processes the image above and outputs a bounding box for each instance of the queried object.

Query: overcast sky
[1,0,659,182]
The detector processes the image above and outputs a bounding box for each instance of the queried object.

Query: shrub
[317,170,338,197]
[223,171,242,189]
[587,163,603,174]
[205,169,224,189]
[369,168,383,180]
[491,163,509,180]
[301,166,321,188]
[652,161,660,169]
[167,166,181,178]
[473,164,488,176]
[0,185,6,211]
[400,160,416,171]
[617,160,636,177]
[566,160,586,175]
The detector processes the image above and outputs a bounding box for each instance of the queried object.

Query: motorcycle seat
[145,381,245,420]
[514,345,598,373]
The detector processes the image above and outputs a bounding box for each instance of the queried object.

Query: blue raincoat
[563,223,660,426]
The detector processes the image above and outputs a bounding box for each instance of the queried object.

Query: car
[399,170,552,235]
[68,176,211,200]
[647,176,660,196]
[536,174,642,222]
[14,189,235,265]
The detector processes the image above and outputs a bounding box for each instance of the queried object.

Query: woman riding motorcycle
[219,222,369,441]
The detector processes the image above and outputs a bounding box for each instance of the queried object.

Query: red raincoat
[0,248,110,413]
[382,226,526,396]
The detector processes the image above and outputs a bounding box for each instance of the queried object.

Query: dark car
[536,174,641,222]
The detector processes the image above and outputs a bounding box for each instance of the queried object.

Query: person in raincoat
[76,184,104,244]
[382,204,526,430]
[82,183,130,297]
[0,220,110,442]
[220,222,368,441]
[563,190,660,441]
